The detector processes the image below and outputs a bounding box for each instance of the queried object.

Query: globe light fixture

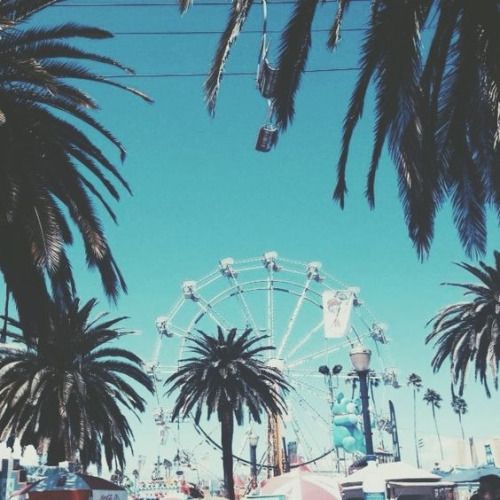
[349,344,372,372]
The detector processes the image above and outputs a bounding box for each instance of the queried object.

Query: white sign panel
[322,289,354,338]
[94,491,127,500]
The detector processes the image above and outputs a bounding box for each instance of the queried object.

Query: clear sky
[4,0,500,482]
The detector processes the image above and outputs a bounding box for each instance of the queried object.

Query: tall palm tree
[0,297,154,470]
[189,0,499,259]
[426,251,500,397]
[407,373,423,468]
[0,0,152,339]
[165,327,290,500]
[451,394,468,441]
[423,388,444,460]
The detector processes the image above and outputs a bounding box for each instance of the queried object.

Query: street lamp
[249,432,259,490]
[350,344,374,459]
[319,364,343,472]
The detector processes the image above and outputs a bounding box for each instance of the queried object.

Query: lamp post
[350,345,374,459]
[319,364,343,472]
[249,432,259,490]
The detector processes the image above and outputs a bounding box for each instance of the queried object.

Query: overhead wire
[102,66,360,79]
[56,0,371,7]
[111,27,366,35]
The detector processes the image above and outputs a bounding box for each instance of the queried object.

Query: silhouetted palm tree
[426,251,500,397]
[407,373,423,468]
[0,297,154,470]
[423,388,444,460]
[190,0,499,259]
[0,0,151,339]
[165,327,290,500]
[451,393,468,441]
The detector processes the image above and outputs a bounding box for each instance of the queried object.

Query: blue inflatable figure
[332,392,366,454]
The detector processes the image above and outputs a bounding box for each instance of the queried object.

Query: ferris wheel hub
[267,358,285,372]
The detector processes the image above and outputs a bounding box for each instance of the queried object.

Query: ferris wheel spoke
[288,330,375,369]
[277,277,312,359]
[196,295,231,330]
[290,385,330,427]
[266,268,275,349]
[288,409,323,464]
[286,319,324,360]
[287,373,330,400]
[288,337,354,369]
[220,262,261,334]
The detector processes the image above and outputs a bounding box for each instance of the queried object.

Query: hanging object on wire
[255,0,279,152]
[256,123,278,152]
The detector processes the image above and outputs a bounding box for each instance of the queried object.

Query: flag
[322,290,354,338]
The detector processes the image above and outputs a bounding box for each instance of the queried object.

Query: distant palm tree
[165,327,290,500]
[451,393,468,441]
[423,388,444,460]
[0,297,154,470]
[186,0,499,259]
[426,251,500,397]
[407,373,423,468]
[0,0,151,339]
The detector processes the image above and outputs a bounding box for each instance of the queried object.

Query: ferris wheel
[148,251,400,475]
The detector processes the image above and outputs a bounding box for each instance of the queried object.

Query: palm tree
[423,388,444,460]
[0,297,154,470]
[407,373,423,468]
[165,327,290,500]
[0,0,152,339]
[451,394,468,441]
[426,251,500,397]
[189,0,499,259]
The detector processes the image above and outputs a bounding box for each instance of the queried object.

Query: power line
[56,0,370,7]
[113,27,366,36]
[103,66,360,78]
[111,27,367,37]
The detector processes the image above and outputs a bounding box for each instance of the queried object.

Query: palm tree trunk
[432,406,444,460]
[458,413,465,441]
[221,407,235,500]
[1,285,9,343]
[47,438,66,466]
[413,389,421,468]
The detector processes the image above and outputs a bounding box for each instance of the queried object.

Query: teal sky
[5,0,500,480]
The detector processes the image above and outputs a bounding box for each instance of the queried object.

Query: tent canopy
[258,469,341,500]
[341,462,442,486]
[435,467,500,484]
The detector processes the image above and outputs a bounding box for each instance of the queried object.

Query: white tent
[341,462,454,499]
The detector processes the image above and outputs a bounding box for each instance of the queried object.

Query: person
[472,474,500,500]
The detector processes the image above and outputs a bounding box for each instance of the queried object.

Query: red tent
[13,471,126,500]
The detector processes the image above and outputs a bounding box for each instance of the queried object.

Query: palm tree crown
[426,251,500,397]
[451,396,468,417]
[451,393,467,440]
[165,327,290,424]
[165,327,290,500]
[188,0,499,259]
[0,0,151,338]
[0,297,154,470]
[423,388,442,409]
[407,373,423,391]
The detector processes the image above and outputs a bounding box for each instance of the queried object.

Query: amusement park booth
[11,471,127,500]
[340,462,455,500]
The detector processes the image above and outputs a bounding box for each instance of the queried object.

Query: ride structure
[148,252,400,482]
